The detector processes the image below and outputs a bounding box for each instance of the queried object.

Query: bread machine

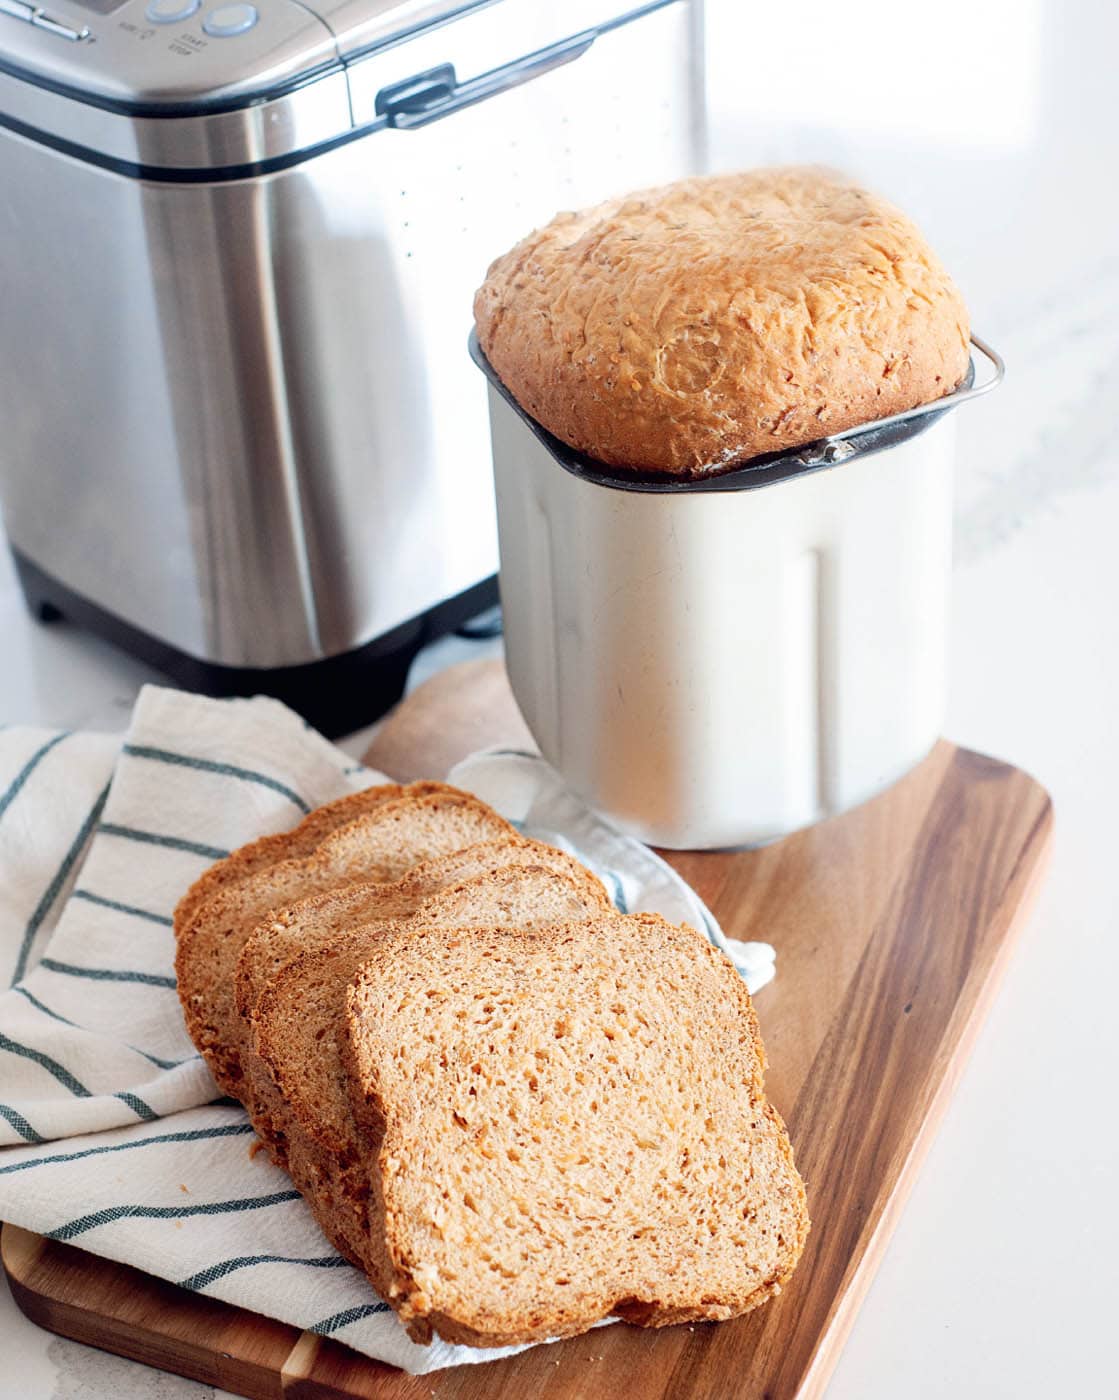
[0,0,702,733]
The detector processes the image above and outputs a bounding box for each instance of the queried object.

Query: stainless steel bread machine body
[0,0,701,731]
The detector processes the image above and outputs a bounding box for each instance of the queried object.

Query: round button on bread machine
[144,0,200,21]
[202,1,257,35]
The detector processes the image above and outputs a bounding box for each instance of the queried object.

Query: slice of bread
[344,914,808,1347]
[175,788,516,1095]
[236,840,610,1156]
[252,865,613,1274]
[172,782,447,935]
[235,837,608,1026]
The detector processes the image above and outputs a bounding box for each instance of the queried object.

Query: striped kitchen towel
[0,684,775,1375]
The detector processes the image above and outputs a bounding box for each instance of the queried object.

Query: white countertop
[2,0,1116,1394]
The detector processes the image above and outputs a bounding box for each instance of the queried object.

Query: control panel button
[201,1,256,35]
[0,0,36,19]
[144,0,200,22]
[30,9,89,37]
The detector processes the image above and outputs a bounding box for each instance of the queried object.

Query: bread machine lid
[310,0,669,62]
[324,0,677,133]
[0,0,678,174]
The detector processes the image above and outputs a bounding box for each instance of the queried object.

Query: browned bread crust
[171,782,441,936]
[474,165,970,476]
[344,914,809,1348]
[174,787,515,1095]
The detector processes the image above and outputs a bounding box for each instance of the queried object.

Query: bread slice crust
[172,782,445,935]
[174,787,515,1093]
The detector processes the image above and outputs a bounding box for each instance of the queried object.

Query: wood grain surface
[2,660,1053,1399]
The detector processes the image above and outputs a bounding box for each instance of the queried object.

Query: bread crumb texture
[347,914,809,1347]
[250,864,613,1275]
[474,165,970,475]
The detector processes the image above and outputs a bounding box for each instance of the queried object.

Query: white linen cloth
[0,684,775,1374]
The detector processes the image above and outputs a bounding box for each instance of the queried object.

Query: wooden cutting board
[2,659,1053,1400]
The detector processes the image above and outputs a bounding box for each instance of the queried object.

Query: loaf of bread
[174,786,808,1352]
[345,914,808,1346]
[474,165,970,475]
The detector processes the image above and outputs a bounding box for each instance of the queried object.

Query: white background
[2,0,1117,1395]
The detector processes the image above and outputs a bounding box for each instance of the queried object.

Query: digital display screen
[66,0,130,13]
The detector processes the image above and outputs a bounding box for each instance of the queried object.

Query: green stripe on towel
[13,986,191,1070]
[38,958,176,989]
[12,782,110,985]
[0,1121,252,1176]
[179,1252,350,1291]
[0,732,69,824]
[0,1103,44,1144]
[606,870,629,913]
[311,1302,391,1334]
[97,824,230,862]
[114,1091,158,1121]
[71,890,174,928]
[48,1189,302,1241]
[0,1030,91,1096]
[13,984,80,1028]
[122,745,311,814]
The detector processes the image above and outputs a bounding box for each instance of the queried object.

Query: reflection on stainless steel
[0,0,699,670]
[0,67,355,169]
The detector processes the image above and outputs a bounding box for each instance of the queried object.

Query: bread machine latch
[372,29,597,130]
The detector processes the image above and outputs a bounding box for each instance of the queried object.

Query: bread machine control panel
[0,0,339,108]
[142,0,259,35]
